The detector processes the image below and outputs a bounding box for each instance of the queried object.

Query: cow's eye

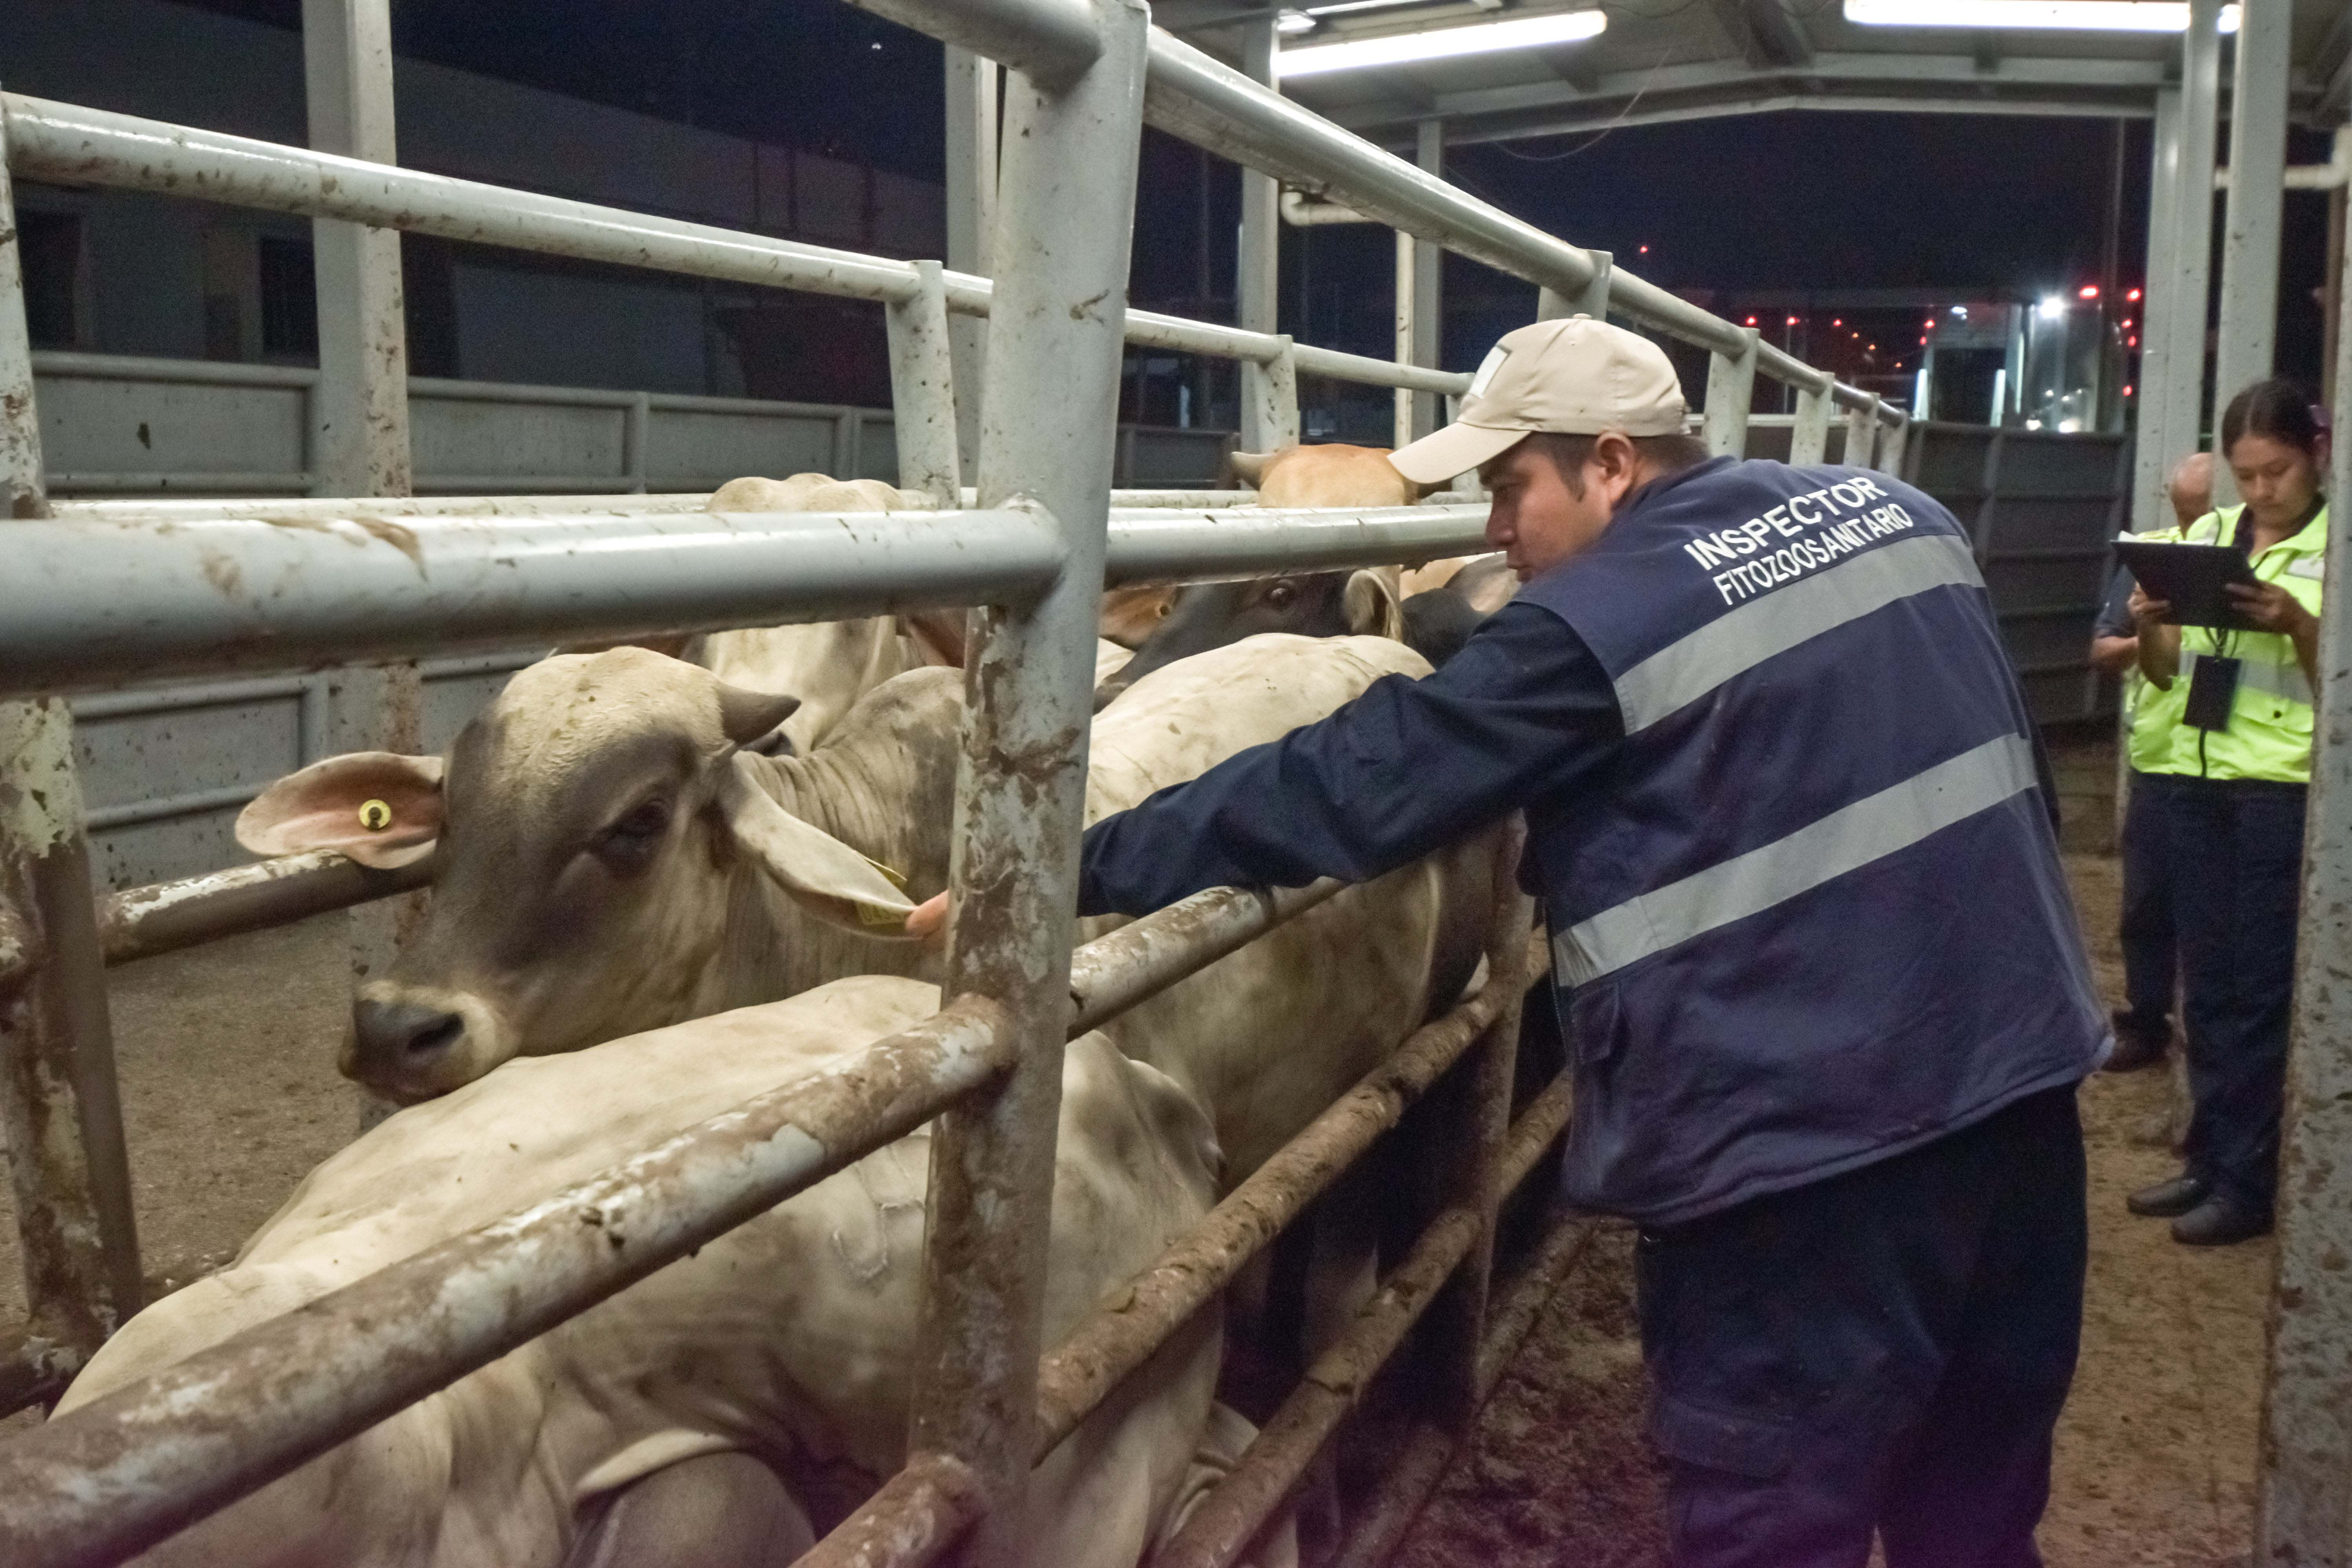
[598,799,671,858]
[1265,582,1298,609]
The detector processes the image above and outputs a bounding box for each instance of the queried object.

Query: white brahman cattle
[1092,445,1419,709]
[238,636,1491,1185]
[59,978,1289,1568]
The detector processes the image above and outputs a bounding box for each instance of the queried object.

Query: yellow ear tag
[856,857,911,927]
[358,799,394,832]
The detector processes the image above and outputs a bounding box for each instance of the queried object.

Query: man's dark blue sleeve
[1076,603,1625,917]
[2091,565,2136,640]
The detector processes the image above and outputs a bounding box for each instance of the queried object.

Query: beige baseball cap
[1390,316,1688,486]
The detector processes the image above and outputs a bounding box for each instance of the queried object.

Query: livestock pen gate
[0,1,2307,1564]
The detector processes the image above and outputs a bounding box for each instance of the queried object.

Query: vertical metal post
[1392,231,1415,450]
[1534,252,1608,324]
[1250,339,1300,450]
[2133,87,2185,536]
[2163,0,2224,480]
[909,5,1147,1563]
[303,0,412,499]
[1790,376,1834,466]
[887,261,964,505]
[1702,327,1758,459]
[0,133,142,1381]
[1879,416,1909,478]
[1844,400,1880,469]
[945,46,998,478]
[1409,120,1443,441]
[304,0,420,1130]
[1236,17,1283,450]
[624,392,650,493]
[1417,821,1533,1428]
[2211,0,2291,507]
[2257,206,2352,1567]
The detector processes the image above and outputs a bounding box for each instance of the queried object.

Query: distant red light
[1832,318,1843,327]
[1786,315,1800,327]
[2123,384,2135,396]
[2126,288,2142,302]
[1918,336,1927,345]
[2127,336,2138,347]
[1639,244,1650,254]
[1745,316,1758,327]
[1924,318,1935,328]
[2078,285,2100,300]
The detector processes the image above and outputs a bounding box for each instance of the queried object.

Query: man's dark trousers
[1634,1086,2086,1568]
[2118,769,2179,1040]
[2167,775,2307,1217]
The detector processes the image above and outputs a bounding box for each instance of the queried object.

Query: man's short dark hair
[1521,430,1711,497]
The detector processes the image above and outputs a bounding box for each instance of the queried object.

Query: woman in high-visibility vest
[2124,380,2328,1247]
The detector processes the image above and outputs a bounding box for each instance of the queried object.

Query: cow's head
[1095,443,1414,710]
[1091,571,1400,710]
[238,650,920,1102]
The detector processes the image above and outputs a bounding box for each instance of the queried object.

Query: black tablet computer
[2113,538,2260,630]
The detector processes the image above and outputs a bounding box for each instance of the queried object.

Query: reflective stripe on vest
[2170,501,2326,784]
[1614,533,1982,732]
[2181,647,2314,708]
[1550,731,2038,985]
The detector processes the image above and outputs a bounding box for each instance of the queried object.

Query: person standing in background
[2089,452,2212,1072]
[2125,383,2329,1247]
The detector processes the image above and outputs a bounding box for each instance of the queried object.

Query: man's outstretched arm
[1074,603,1625,918]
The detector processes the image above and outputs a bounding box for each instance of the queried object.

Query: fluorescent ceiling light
[1844,0,2238,31]
[1275,9,1607,76]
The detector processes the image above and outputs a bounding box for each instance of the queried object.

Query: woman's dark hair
[2220,379,2323,460]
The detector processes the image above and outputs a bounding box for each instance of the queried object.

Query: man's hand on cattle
[906,891,951,942]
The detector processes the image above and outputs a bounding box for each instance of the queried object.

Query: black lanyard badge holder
[2184,652,2241,731]
[2183,509,2261,733]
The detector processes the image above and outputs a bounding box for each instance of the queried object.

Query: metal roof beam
[1317,49,2173,131]
[1431,88,2157,144]
[1704,0,1816,69]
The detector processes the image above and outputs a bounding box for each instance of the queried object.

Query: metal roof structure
[1156,0,2350,146]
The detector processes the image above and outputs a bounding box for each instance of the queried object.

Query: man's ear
[236,753,444,868]
[717,755,918,938]
[1344,568,1403,640]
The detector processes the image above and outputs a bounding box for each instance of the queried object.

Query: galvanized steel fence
[0,2,1914,1561]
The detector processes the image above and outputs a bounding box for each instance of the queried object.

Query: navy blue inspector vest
[1516,457,2104,1226]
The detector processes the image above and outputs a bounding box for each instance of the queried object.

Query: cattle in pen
[238,635,1493,1184]
[58,978,1292,1568]
[1093,444,1445,708]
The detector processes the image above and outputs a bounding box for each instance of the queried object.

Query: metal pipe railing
[0,94,1458,403]
[0,503,1493,699]
[0,996,1013,1568]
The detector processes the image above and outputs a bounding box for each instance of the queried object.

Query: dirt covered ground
[1394,735,2271,1566]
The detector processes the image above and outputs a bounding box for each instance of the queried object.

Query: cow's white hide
[61,979,1283,1568]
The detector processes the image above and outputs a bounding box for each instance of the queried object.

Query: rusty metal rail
[0,998,1012,1568]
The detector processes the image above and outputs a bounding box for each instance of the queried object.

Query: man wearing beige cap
[916,316,2103,1564]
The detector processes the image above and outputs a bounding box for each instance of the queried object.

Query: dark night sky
[176,0,2339,394]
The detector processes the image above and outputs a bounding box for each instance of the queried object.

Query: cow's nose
[352,998,466,1066]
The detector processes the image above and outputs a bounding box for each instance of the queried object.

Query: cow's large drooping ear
[1345,569,1404,641]
[716,684,803,749]
[717,755,918,938]
[236,752,445,869]
[1228,450,1273,488]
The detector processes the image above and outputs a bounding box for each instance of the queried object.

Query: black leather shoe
[2172,1196,2273,1247]
[2127,1173,2210,1218]
[2103,1011,2173,1073]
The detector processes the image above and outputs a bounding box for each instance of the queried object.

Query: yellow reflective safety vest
[2164,501,2328,784]
[2123,520,2194,776]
